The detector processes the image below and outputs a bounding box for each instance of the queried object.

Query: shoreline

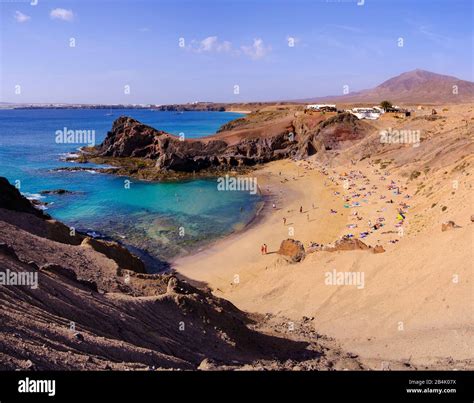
[169,176,271,267]
[173,158,349,280]
[172,150,474,369]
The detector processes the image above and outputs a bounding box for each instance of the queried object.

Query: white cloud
[241,38,271,60]
[14,11,31,23]
[185,36,271,60]
[194,36,233,53]
[50,8,74,22]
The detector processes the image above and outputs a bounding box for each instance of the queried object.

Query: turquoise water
[0,109,260,270]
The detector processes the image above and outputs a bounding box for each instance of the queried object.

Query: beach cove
[0,109,261,268]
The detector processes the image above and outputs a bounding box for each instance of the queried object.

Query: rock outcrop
[81,237,146,274]
[441,221,461,231]
[295,112,369,159]
[0,177,45,218]
[0,177,146,272]
[323,237,385,254]
[94,117,296,173]
[323,238,371,252]
[85,112,369,175]
[278,239,306,263]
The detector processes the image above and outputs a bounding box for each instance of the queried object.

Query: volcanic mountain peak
[377,69,460,91]
[304,69,474,104]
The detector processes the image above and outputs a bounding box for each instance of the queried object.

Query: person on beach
[272,203,276,209]
[264,244,268,254]
[300,206,303,213]
[261,245,265,255]
[283,217,286,225]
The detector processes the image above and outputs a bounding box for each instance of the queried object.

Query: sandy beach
[174,122,474,370]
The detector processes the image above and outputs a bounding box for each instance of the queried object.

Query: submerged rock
[40,189,75,195]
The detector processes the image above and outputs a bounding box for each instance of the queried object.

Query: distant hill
[301,69,474,104]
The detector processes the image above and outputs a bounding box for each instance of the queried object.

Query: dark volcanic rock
[39,189,75,195]
[86,113,369,175]
[0,177,46,218]
[94,117,296,173]
[295,112,368,158]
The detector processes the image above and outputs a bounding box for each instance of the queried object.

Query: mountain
[303,69,474,104]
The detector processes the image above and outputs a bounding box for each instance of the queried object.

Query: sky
[1,0,473,104]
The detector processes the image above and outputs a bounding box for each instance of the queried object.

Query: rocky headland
[68,110,371,181]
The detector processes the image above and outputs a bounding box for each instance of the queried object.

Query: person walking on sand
[264,244,268,254]
[261,245,265,255]
[283,217,287,225]
[300,206,303,213]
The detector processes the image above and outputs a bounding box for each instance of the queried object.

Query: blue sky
[1,0,473,104]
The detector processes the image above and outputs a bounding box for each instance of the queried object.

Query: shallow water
[0,109,261,270]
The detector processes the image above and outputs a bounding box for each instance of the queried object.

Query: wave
[59,152,80,161]
[22,192,45,200]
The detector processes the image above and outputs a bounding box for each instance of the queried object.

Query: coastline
[173,158,349,281]
[173,150,474,369]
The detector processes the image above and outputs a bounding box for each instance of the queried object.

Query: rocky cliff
[85,111,371,176]
[94,116,297,172]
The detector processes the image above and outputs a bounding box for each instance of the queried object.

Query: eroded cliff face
[90,112,370,174]
[94,116,297,172]
[293,112,370,159]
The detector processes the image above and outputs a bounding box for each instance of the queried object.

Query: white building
[306,104,337,112]
[349,107,383,120]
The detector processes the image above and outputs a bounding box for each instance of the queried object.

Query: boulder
[372,245,386,254]
[278,239,305,263]
[323,238,371,252]
[441,221,460,232]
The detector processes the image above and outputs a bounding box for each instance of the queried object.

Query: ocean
[0,109,261,270]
